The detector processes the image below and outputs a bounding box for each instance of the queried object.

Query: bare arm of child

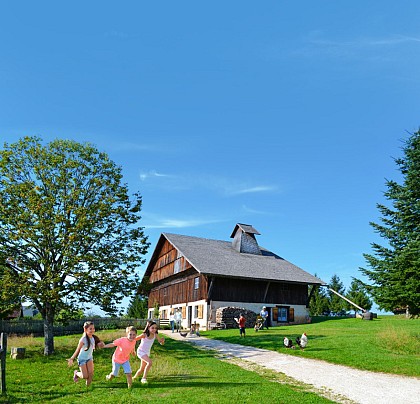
[67,339,84,366]
[157,335,165,345]
[135,333,146,341]
[102,342,115,349]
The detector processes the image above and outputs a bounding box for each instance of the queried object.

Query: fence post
[0,332,6,394]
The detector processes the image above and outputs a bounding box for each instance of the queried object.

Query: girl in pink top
[133,321,165,384]
[103,326,143,388]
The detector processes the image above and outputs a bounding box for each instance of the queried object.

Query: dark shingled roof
[159,232,326,285]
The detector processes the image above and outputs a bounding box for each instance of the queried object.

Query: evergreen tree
[126,294,148,319]
[345,279,372,314]
[327,274,346,314]
[309,280,329,315]
[360,131,420,316]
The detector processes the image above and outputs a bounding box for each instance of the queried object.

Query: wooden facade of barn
[144,224,325,330]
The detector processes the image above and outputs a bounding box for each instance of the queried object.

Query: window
[277,307,288,322]
[193,305,203,319]
[174,251,183,274]
[194,277,200,290]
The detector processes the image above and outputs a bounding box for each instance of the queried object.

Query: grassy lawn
[201,315,420,377]
[0,330,332,404]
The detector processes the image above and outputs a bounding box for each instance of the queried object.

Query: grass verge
[1,330,332,404]
[201,315,420,377]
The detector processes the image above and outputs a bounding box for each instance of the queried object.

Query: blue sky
[1,2,419,314]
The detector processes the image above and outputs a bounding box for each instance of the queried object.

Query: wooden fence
[0,333,6,394]
[0,318,152,337]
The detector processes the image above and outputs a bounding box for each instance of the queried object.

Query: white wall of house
[208,300,310,327]
[151,300,309,330]
[153,300,209,331]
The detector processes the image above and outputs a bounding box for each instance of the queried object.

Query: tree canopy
[0,137,149,353]
[360,131,420,316]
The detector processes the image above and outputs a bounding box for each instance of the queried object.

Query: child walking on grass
[103,326,142,388]
[67,321,104,386]
[133,321,165,384]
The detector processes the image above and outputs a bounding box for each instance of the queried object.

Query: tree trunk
[43,305,55,355]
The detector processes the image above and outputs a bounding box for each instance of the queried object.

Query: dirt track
[160,330,420,404]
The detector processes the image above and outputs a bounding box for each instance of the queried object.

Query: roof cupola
[230,223,261,255]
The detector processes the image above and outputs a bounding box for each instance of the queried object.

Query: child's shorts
[78,358,93,366]
[137,350,149,359]
[112,360,132,375]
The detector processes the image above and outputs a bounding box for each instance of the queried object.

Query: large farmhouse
[144,223,326,330]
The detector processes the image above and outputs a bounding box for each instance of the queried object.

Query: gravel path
[160,330,420,404]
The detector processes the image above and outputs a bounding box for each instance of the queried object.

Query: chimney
[230,223,261,255]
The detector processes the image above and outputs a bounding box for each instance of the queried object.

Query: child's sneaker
[141,378,148,384]
[73,370,79,383]
[106,374,112,381]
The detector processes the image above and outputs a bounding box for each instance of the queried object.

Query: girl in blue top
[67,321,104,386]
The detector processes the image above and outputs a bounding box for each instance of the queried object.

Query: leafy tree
[55,307,85,325]
[0,258,22,318]
[360,131,420,316]
[345,279,372,314]
[0,137,149,354]
[327,274,346,314]
[153,301,160,319]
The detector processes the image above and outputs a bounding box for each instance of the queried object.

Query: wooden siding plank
[148,273,207,308]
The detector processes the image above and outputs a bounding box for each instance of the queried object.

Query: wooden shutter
[182,306,186,319]
[288,307,294,322]
[198,305,203,319]
[272,307,278,321]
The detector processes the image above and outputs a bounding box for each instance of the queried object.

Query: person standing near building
[169,310,175,333]
[237,313,246,337]
[260,306,269,330]
[174,308,182,332]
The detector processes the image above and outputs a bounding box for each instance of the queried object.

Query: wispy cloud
[139,170,174,181]
[136,170,280,196]
[293,32,420,62]
[241,205,268,215]
[366,35,420,46]
[228,185,278,196]
[142,214,224,229]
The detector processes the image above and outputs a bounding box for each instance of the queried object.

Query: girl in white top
[67,321,104,386]
[133,321,165,384]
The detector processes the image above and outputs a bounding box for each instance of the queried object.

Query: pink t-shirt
[112,337,137,364]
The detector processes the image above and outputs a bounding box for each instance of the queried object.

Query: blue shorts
[112,360,132,376]
[78,358,93,367]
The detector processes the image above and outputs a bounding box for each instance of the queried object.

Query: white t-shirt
[137,334,155,357]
